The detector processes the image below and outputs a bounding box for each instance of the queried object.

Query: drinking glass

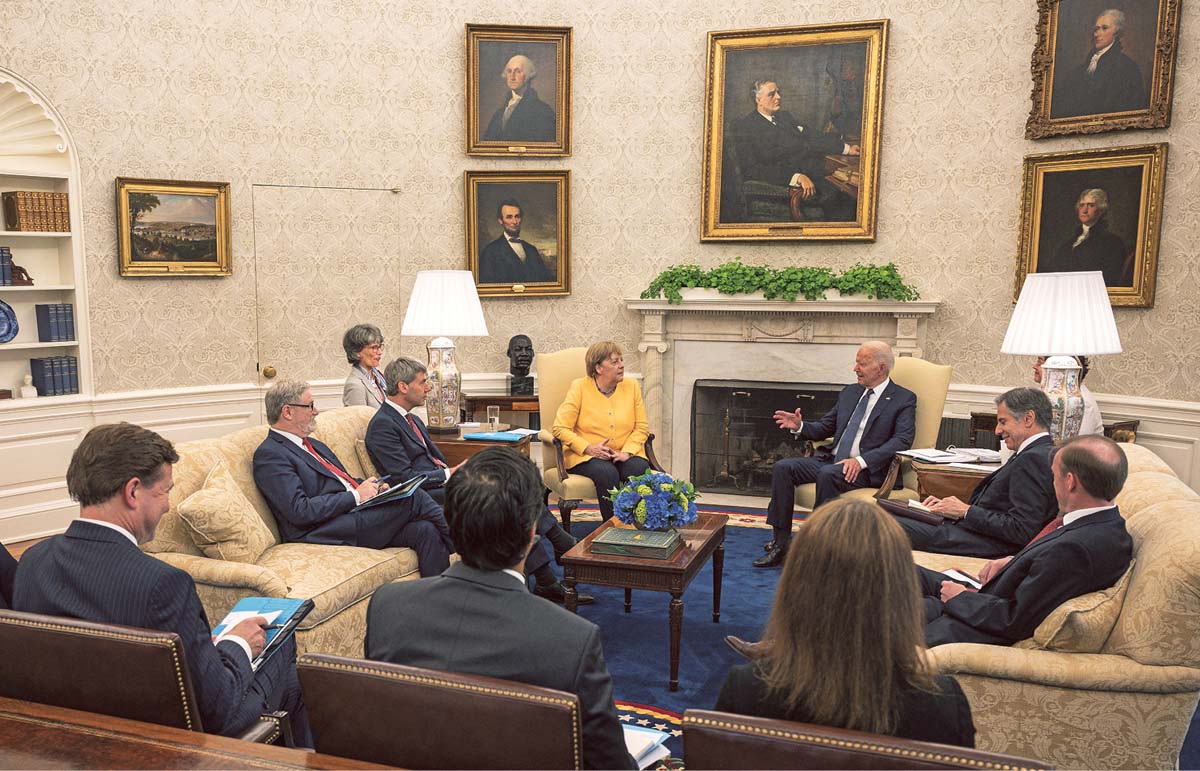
[487,405,500,431]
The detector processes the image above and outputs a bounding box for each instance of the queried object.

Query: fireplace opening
[691,380,843,497]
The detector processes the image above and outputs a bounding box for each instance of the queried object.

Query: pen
[264,623,286,630]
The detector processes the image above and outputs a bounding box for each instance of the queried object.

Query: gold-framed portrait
[465,170,570,297]
[116,177,231,277]
[1016,143,1167,308]
[700,20,888,241]
[1026,0,1181,139]
[465,24,571,157]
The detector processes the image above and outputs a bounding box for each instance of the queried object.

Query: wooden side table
[462,391,541,430]
[911,460,993,501]
[432,431,532,468]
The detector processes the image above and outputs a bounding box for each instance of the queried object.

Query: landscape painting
[117,178,232,276]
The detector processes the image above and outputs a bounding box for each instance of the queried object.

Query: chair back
[298,653,582,769]
[889,357,953,493]
[682,710,1051,770]
[0,609,203,731]
[536,347,588,467]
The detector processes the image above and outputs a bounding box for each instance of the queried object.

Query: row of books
[30,356,80,396]
[34,303,75,342]
[0,247,12,285]
[3,191,70,232]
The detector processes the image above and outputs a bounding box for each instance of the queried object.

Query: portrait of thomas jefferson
[1050,3,1152,119]
[1037,187,1135,287]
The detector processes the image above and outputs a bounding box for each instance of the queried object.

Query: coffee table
[561,512,728,691]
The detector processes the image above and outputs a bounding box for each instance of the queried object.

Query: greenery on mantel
[640,258,921,304]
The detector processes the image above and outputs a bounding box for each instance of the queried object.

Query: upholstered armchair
[795,355,953,510]
[916,443,1200,770]
[536,346,663,530]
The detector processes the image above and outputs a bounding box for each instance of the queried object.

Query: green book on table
[590,527,682,560]
[211,596,314,670]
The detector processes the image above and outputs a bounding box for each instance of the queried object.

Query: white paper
[506,427,539,436]
[942,569,982,589]
[212,609,281,637]
[624,724,670,768]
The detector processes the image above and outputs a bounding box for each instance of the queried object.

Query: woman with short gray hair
[342,323,387,407]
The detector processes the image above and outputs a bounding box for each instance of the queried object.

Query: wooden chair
[0,609,287,743]
[535,346,663,530]
[682,709,1051,770]
[298,653,582,769]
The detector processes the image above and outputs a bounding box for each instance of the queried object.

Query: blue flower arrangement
[608,470,699,531]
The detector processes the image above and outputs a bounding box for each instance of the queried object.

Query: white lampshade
[1000,272,1122,356]
[401,270,489,338]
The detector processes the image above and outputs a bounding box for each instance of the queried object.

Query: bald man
[483,54,556,142]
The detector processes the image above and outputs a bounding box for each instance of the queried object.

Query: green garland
[640,259,920,304]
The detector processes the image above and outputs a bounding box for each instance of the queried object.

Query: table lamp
[1000,271,1122,442]
[401,270,489,433]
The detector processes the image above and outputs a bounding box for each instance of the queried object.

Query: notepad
[211,596,314,670]
[624,724,671,769]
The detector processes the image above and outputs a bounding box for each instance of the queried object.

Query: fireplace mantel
[625,293,941,472]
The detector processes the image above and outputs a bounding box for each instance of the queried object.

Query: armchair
[298,653,582,769]
[536,346,663,530]
[0,609,288,744]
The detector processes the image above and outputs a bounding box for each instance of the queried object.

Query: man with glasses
[253,380,452,576]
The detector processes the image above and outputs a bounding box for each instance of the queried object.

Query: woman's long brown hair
[759,497,936,734]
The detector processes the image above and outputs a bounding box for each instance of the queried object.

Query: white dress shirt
[1063,504,1114,527]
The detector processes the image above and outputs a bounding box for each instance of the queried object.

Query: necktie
[1028,515,1066,545]
[833,389,873,462]
[301,438,359,488]
[406,414,448,468]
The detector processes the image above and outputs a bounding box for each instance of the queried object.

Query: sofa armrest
[150,553,289,597]
[932,643,1200,693]
[238,711,292,745]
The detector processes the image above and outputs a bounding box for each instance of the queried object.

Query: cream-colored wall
[5,0,1197,399]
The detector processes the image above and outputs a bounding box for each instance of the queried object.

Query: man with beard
[478,199,555,285]
[483,54,556,143]
[1042,188,1132,286]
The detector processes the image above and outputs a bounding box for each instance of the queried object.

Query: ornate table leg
[624,588,632,613]
[713,538,724,623]
[669,593,683,692]
[564,571,578,614]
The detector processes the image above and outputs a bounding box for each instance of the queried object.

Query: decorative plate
[0,300,17,343]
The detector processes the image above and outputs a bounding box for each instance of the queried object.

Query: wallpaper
[2,0,1197,399]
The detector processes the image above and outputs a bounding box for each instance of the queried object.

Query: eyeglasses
[364,343,385,352]
[286,402,316,411]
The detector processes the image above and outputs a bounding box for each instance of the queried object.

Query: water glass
[487,405,500,431]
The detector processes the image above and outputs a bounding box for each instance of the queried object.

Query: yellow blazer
[552,377,649,470]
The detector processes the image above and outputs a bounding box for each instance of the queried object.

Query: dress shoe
[724,635,773,660]
[753,541,788,568]
[763,539,775,552]
[533,582,595,605]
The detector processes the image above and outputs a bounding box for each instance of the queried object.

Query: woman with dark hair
[716,498,975,746]
[551,341,650,521]
[341,323,387,408]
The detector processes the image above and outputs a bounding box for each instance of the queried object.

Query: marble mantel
[625,293,941,474]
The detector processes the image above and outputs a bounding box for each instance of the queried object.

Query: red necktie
[1028,515,1066,545]
[302,438,359,488]
[406,414,448,469]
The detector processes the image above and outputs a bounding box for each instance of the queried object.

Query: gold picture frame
[466,24,571,157]
[1026,0,1181,139]
[1015,143,1167,308]
[700,20,888,241]
[116,177,231,277]
[465,170,570,297]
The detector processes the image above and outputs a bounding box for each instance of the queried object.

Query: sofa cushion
[1119,442,1176,476]
[1030,561,1134,653]
[1116,471,1199,518]
[177,461,276,564]
[354,439,379,478]
[312,406,376,479]
[255,543,419,628]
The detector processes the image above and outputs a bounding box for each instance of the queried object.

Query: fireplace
[691,380,842,497]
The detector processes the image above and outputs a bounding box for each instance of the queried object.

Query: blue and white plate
[0,300,17,343]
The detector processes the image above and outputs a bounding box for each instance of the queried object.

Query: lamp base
[424,336,461,433]
[1042,355,1084,443]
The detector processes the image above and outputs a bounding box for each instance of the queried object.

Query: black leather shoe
[533,582,595,605]
[724,635,773,660]
[763,539,775,552]
[753,542,788,568]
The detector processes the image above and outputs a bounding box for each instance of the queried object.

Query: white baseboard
[2,377,1196,544]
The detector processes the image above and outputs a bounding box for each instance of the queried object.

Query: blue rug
[555,502,1200,769]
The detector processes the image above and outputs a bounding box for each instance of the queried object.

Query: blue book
[0,251,9,286]
[66,355,78,394]
[29,358,48,396]
[461,431,527,442]
[51,304,63,341]
[50,356,64,396]
[62,303,75,341]
[35,304,53,342]
[211,596,314,670]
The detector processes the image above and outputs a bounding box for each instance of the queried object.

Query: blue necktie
[834,389,873,462]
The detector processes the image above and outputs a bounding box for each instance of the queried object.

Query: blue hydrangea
[607,470,699,530]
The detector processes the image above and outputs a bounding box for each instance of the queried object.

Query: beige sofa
[142,406,418,658]
[914,442,1200,770]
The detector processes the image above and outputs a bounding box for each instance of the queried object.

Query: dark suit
[367,562,634,770]
[12,520,311,744]
[767,380,917,531]
[923,506,1132,647]
[899,434,1057,558]
[363,405,554,575]
[1052,42,1147,119]
[252,430,451,576]
[0,543,16,608]
[1043,218,1132,287]
[479,235,555,285]
[732,109,845,188]
[483,87,556,142]
[716,664,975,748]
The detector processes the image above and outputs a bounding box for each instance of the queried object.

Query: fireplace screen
[691,380,842,497]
